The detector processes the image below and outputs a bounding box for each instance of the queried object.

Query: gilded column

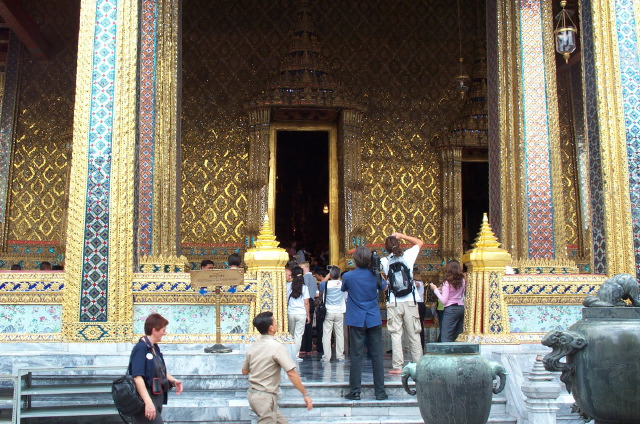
[487,0,568,262]
[580,0,635,276]
[438,147,463,261]
[0,33,21,252]
[458,214,517,344]
[577,0,636,276]
[62,0,138,341]
[341,109,365,252]
[244,215,289,336]
[138,0,185,270]
[246,108,271,244]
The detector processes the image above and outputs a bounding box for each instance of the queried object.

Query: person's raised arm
[430,282,450,305]
[391,232,424,248]
[286,368,313,410]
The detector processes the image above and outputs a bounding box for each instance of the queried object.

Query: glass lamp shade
[454,58,470,99]
[555,27,576,63]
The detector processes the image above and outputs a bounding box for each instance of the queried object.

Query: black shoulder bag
[316,284,327,322]
[112,362,144,422]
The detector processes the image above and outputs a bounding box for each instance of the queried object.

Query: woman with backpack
[287,266,310,361]
[130,313,183,423]
[430,260,466,342]
[381,232,424,375]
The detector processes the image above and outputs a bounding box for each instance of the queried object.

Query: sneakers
[344,392,361,400]
[337,358,345,363]
[375,393,389,400]
[388,368,402,375]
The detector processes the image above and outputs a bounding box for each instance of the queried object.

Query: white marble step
[286,415,517,424]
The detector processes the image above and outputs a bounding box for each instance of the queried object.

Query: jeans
[348,324,386,397]
[440,304,464,342]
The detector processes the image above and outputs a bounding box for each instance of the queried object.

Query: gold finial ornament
[253,215,280,249]
[472,213,501,249]
[458,213,517,344]
[463,213,511,271]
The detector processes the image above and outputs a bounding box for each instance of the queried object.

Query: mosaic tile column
[62,0,139,341]
[246,108,271,243]
[581,0,635,275]
[439,146,463,261]
[613,0,640,278]
[137,0,182,262]
[487,0,567,261]
[0,33,21,252]
[342,109,365,252]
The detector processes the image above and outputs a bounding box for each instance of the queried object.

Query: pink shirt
[433,279,465,307]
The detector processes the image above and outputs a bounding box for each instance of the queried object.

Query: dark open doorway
[461,161,489,247]
[275,130,329,260]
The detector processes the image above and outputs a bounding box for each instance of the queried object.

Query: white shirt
[381,244,420,303]
[322,279,346,314]
[286,282,310,315]
[414,279,425,303]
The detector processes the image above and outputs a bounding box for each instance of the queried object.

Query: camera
[370,250,383,290]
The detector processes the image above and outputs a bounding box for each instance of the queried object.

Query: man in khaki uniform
[242,311,313,423]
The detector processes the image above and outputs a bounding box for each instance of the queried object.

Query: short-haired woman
[130,313,183,423]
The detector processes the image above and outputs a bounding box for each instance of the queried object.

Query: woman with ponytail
[287,266,310,361]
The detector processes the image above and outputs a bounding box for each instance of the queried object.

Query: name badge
[146,353,153,360]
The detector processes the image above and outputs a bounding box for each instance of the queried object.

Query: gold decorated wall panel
[181,0,483,246]
[5,0,79,246]
[556,73,580,248]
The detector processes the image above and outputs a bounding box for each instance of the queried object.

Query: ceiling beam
[0,0,51,61]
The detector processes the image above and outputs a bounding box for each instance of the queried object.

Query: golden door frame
[268,123,339,266]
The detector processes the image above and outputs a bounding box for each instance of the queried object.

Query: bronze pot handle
[541,330,587,394]
[401,362,417,395]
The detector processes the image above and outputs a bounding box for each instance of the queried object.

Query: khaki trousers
[247,389,286,424]
[288,313,306,355]
[322,312,345,362]
[387,301,423,369]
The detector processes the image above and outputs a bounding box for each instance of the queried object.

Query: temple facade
[0,0,636,344]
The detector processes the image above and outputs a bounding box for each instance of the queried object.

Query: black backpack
[387,255,413,298]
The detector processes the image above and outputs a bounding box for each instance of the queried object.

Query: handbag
[112,371,144,419]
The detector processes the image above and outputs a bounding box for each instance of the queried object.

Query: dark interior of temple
[462,161,489,243]
[275,130,330,256]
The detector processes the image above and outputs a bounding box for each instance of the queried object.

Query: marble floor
[295,351,405,384]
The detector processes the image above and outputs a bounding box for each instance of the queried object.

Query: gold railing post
[458,213,518,344]
[243,215,289,337]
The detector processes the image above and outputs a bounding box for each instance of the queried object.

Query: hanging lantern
[454,57,470,99]
[322,204,329,214]
[554,1,577,63]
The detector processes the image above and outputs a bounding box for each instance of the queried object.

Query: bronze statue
[582,273,640,307]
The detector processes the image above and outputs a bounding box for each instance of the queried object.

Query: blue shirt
[130,337,166,388]
[342,267,387,328]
